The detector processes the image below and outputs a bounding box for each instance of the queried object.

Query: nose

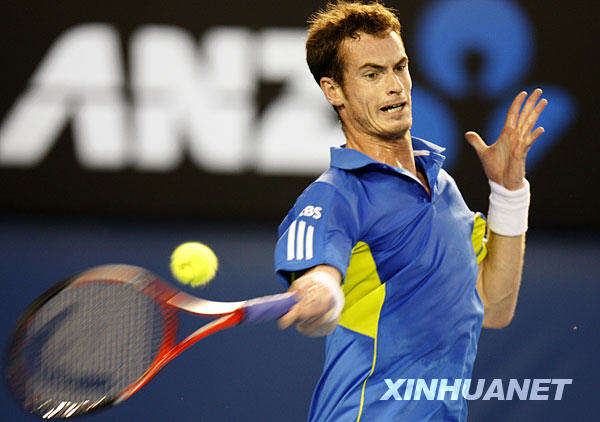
[386,71,403,95]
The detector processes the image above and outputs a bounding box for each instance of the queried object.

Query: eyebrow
[359,63,385,71]
[358,56,409,71]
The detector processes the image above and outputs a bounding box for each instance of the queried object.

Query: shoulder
[438,168,455,184]
[437,168,462,193]
[278,168,360,235]
[300,167,360,206]
[314,166,349,186]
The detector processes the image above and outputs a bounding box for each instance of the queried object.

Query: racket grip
[243,293,298,323]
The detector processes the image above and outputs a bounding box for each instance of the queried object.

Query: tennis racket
[5,264,297,419]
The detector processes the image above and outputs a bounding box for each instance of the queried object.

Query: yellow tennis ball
[170,242,218,287]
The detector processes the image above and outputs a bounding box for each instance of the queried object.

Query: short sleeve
[274,181,359,287]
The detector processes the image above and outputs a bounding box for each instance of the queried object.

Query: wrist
[487,178,530,236]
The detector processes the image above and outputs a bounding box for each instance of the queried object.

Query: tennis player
[275,1,546,420]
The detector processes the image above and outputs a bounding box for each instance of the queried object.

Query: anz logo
[0,0,576,175]
[0,26,343,174]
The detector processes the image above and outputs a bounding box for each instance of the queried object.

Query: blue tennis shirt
[274,138,486,421]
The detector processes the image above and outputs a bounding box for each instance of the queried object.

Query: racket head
[5,264,179,418]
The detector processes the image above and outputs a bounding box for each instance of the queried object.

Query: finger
[522,98,548,135]
[517,88,543,129]
[464,131,488,156]
[278,305,301,329]
[279,285,330,329]
[296,308,336,336]
[303,307,335,327]
[506,91,527,128]
[526,126,545,148]
[298,292,331,320]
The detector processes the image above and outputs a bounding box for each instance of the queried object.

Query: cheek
[405,73,413,95]
[349,91,371,113]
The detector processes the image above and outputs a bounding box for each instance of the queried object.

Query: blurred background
[0,0,598,420]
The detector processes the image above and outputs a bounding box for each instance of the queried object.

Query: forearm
[477,178,530,328]
[478,231,525,328]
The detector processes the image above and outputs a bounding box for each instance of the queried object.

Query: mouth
[380,102,407,113]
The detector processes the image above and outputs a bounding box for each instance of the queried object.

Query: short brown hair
[306,1,402,85]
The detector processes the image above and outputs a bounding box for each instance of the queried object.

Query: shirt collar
[330,137,446,171]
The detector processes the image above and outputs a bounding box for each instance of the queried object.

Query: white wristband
[487,179,531,236]
[314,275,345,323]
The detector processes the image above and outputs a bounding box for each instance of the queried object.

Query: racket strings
[8,281,173,418]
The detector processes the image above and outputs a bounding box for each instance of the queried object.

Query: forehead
[340,31,406,69]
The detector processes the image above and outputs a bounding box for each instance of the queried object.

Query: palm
[465,89,547,190]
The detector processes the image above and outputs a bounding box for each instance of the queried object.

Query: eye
[396,60,409,72]
[364,72,377,80]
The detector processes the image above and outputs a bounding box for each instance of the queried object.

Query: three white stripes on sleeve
[287,220,315,261]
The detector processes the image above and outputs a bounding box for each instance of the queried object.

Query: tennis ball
[170,242,218,287]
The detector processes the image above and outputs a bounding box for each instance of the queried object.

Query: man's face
[337,31,412,141]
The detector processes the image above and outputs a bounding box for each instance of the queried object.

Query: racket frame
[6,264,297,418]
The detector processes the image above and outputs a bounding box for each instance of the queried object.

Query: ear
[319,77,344,108]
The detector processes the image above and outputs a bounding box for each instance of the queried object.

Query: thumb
[464,131,488,156]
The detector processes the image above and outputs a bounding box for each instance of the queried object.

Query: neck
[345,130,417,175]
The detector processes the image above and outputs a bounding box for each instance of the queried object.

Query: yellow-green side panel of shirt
[339,241,386,339]
[472,213,488,264]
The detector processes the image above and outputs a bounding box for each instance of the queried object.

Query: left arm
[465,89,547,328]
